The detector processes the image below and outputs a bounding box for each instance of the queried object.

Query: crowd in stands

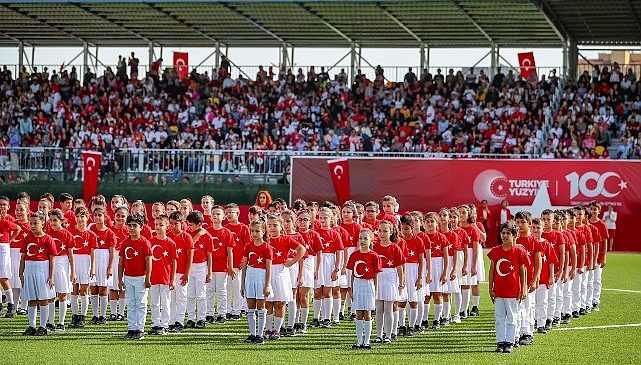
[1,53,640,176]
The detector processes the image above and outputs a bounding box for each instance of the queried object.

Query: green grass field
[2,253,641,365]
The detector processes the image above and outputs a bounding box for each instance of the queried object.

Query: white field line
[602,288,641,293]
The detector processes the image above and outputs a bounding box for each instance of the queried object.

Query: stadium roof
[0,0,640,48]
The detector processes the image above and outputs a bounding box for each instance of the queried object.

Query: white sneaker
[452,315,461,324]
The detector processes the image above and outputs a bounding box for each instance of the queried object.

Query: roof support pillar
[291,46,295,70]
[350,42,357,85]
[567,37,578,81]
[83,41,89,83]
[281,42,289,69]
[18,42,24,77]
[490,42,499,77]
[562,42,568,79]
[215,42,221,70]
[94,46,99,73]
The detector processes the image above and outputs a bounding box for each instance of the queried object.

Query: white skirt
[352,278,375,310]
[289,261,300,289]
[429,257,448,293]
[22,261,54,301]
[340,247,356,289]
[465,247,478,286]
[109,254,122,291]
[74,254,92,285]
[446,255,461,293]
[54,255,72,294]
[0,244,11,279]
[9,247,22,286]
[267,264,293,302]
[405,263,422,302]
[319,253,338,288]
[244,266,267,300]
[300,256,315,288]
[94,249,113,287]
[376,268,399,302]
[476,244,486,282]
[422,258,431,297]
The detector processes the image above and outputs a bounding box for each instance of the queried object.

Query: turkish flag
[518,52,537,81]
[82,151,101,203]
[327,158,351,204]
[173,52,189,79]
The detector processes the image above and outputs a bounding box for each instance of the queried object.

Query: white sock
[423,303,431,322]
[58,300,67,324]
[472,295,480,307]
[417,301,424,324]
[409,307,418,327]
[99,296,108,317]
[4,289,14,304]
[313,299,322,320]
[28,306,37,328]
[322,298,332,320]
[453,292,462,316]
[364,320,372,345]
[274,316,285,333]
[299,308,309,325]
[247,309,256,336]
[266,314,273,331]
[392,310,399,335]
[257,309,267,335]
[118,298,126,315]
[80,296,89,316]
[287,301,297,327]
[48,302,55,324]
[435,304,443,321]
[444,301,451,318]
[10,288,18,305]
[109,299,117,315]
[39,304,49,328]
[90,295,98,317]
[70,295,79,315]
[399,307,406,327]
[332,298,341,321]
[462,289,470,311]
[356,319,364,345]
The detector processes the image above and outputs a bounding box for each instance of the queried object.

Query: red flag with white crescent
[327,158,351,205]
[82,151,101,202]
[518,52,537,80]
[173,52,189,79]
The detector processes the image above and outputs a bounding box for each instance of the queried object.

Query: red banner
[173,52,189,79]
[82,151,102,203]
[327,158,351,205]
[518,52,537,81]
[292,158,641,251]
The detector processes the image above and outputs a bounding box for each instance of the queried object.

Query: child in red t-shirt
[488,221,528,354]
[148,215,177,335]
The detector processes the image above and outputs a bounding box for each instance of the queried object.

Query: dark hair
[126,214,145,226]
[500,220,517,235]
[168,211,183,222]
[211,205,224,212]
[249,205,263,215]
[59,193,73,202]
[154,214,169,223]
[186,211,204,224]
[400,215,414,226]
[30,210,46,221]
[75,206,89,217]
[274,198,287,206]
[541,209,554,217]
[531,218,542,226]
[16,192,31,201]
[514,211,532,223]
[291,199,307,211]
[48,208,65,220]
[379,219,398,242]
[0,195,9,202]
[588,201,601,209]
[224,203,239,210]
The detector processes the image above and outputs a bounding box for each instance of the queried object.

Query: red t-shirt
[403,235,425,264]
[10,221,30,249]
[63,210,76,228]
[340,222,362,248]
[92,227,117,251]
[286,232,305,260]
[488,244,529,298]
[590,219,609,263]
[167,230,194,274]
[316,228,344,254]
[111,225,129,251]
[461,224,480,245]
[202,215,214,230]
[426,231,448,258]
[516,235,543,281]
[149,236,177,285]
[245,241,273,269]
[119,236,152,277]
[452,227,470,250]
[538,239,558,287]
[346,250,382,280]
[541,230,565,261]
[68,227,98,255]
[0,219,19,244]
[442,230,460,256]
[189,229,213,264]
[475,222,486,242]
[46,228,74,256]
[141,224,154,240]
[225,223,250,269]
[297,230,324,259]
[418,231,431,251]
[333,225,352,248]
[206,226,235,272]
[268,235,302,265]
[21,232,57,261]
[373,242,405,269]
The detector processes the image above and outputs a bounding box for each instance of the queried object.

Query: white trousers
[187,263,207,321]
[580,271,589,308]
[593,266,603,305]
[572,270,583,312]
[546,282,556,320]
[169,273,188,325]
[150,284,171,327]
[226,268,243,315]
[585,270,594,307]
[494,298,518,343]
[519,292,535,336]
[562,277,573,314]
[535,284,548,326]
[124,276,148,331]
[206,272,228,317]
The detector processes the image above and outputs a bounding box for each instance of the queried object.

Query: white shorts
[9,247,22,287]
[244,266,267,300]
[429,257,448,293]
[267,264,293,302]
[352,278,375,311]
[53,255,72,294]
[109,254,122,291]
[476,244,486,282]
[465,247,478,286]
[319,253,338,288]
[74,254,92,285]
[0,244,11,279]
[446,255,461,294]
[289,261,300,289]
[376,268,399,302]
[22,261,54,301]
[299,256,315,289]
[405,263,422,302]
[94,249,113,287]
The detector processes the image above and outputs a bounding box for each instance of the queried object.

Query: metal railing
[0,147,538,184]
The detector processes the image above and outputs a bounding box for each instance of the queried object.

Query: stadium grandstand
[0,0,640,184]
